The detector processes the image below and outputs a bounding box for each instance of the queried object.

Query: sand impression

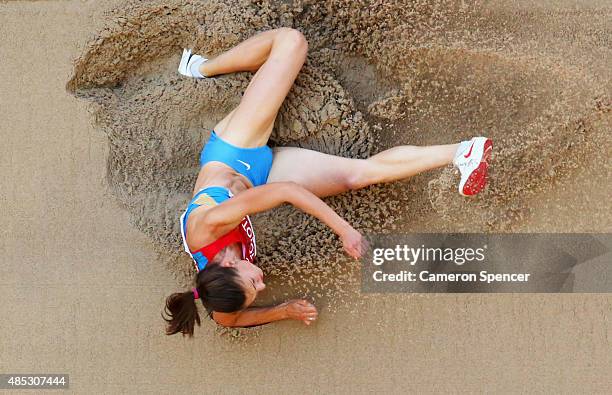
[67,0,611,308]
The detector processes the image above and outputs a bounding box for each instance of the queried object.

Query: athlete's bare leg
[201,28,307,148]
[268,143,459,198]
[195,29,460,198]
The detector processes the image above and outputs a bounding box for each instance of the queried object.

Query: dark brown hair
[163,264,246,336]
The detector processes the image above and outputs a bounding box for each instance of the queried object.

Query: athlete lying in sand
[164,28,492,335]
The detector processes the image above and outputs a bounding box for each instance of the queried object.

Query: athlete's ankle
[189,57,208,78]
[199,59,216,78]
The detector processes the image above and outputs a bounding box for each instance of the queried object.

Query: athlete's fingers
[298,300,315,308]
[361,238,370,254]
[303,309,318,316]
[358,241,367,257]
[301,306,317,315]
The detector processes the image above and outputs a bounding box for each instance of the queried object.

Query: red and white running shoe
[453,136,493,196]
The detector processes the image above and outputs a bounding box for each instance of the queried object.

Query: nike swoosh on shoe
[464,141,475,158]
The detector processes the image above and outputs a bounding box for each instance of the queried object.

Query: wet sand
[1,0,611,392]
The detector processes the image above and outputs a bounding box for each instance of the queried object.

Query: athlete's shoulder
[186,208,220,250]
[211,310,240,327]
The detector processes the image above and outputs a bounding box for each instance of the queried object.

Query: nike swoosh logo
[464,142,475,158]
[237,159,251,170]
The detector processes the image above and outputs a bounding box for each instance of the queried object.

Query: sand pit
[2,0,611,392]
[67,0,611,306]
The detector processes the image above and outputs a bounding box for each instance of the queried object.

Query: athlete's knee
[278,28,308,56]
[345,160,372,191]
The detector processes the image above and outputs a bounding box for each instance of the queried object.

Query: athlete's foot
[178,48,209,79]
[453,136,493,196]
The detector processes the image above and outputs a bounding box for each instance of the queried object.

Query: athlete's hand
[283,299,318,325]
[341,228,367,259]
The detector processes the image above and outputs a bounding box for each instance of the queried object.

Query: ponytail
[163,289,201,337]
[163,265,246,336]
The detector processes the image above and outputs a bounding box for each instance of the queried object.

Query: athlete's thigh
[215,33,307,148]
[268,146,366,198]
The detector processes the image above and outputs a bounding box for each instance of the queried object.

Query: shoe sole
[461,139,493,196]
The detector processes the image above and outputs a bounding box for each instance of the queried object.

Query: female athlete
[164,28,492,335]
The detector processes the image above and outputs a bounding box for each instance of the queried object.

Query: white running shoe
[453,136,493,196]
[178,48,208,78]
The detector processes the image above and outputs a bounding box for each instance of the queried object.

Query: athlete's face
[220,259,265,307]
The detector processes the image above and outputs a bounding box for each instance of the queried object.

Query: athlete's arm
[203,182,365,257]
[212,299,317,327]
